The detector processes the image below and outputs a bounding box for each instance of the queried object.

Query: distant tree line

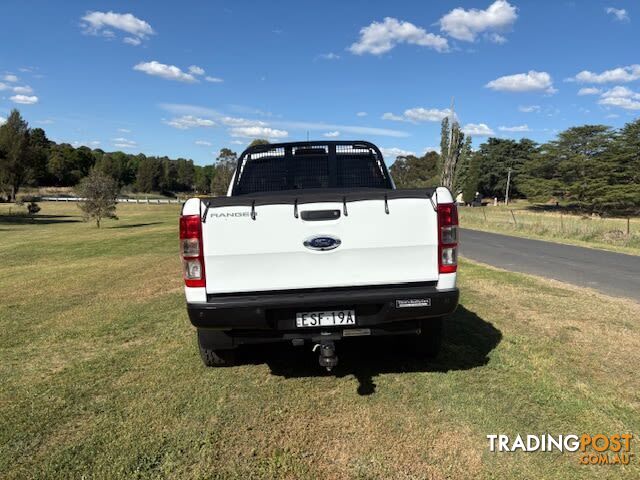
[2,109,638,214]
[390,117,640,215]
[0,109,266,202]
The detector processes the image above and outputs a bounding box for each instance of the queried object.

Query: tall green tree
[0,109,31,201]
[211,148,238,196]
[439,117,465,190]
[248,139,270,147]
[389,151,439,188]
[475,138,537,199]
[453,136,473,194]
[194,165,214,194]
[519,126,612,210]
[176,158,195,191]
[601,119,640,213]
[136,157,161,193]
[461,152,481,204]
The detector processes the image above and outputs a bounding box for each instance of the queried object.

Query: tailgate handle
[300,209,341,221]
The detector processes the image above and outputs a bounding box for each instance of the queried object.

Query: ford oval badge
[304,235,341,251]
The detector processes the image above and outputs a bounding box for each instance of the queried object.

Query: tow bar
[313,339,338,372]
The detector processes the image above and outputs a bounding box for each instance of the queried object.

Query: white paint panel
[201,198,441,294]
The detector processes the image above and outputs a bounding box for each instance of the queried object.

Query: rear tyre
[197,330,236,367]
[413,317,444,358]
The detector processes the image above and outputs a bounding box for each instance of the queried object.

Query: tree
[75,169,119,228]
[475,138,537,199]
[248,139,270,147]
[136,157,161,193]
[519,126,613,210]
[461,153,481,205]
[176,158,195,191]
[439,117,465,190]
[211,148,238,196]
[28,127,51,186]
[453,136,473,194]
[194,165,213,194]
[0,109,31,201]
[601,119,640,213]
[389,152,439,188]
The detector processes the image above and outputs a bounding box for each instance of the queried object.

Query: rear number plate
[296,310,356,328]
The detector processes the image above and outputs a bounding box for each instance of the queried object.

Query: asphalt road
[459,228,640,302]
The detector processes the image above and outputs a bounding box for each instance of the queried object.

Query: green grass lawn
[1,203,639,479]
[459,203,640,256]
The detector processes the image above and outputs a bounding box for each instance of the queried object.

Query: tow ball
[313,340,338,372]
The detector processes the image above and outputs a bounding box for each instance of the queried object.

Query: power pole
[505,167,512,206]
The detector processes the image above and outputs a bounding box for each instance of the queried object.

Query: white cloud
[488,33,507,44]
[380,147,416,159]
[81,11,154,44]
[439,0,517,42]
[117,128,131,133]
[229,126,288,139]
[274,120,409,138]
[568,65,640,84]
[598,86,640,110]
[164,115,216,129]
[577,87,601,96]
[3,74,18,82]
[195,140,213,146]
[219,116,266,127]
[0,116,5,125]
[188,65,205,75]
[318,53,340,60]
[382,107,452,123]
[486,71,556,93]
[158,103,408,139]
[13,85,33,94]
[112,137,137,149]
[205,76,224,83]
[0,82,9,90]
[498,124,530,132]
[11,94,38,105]
[230,140,245,145]
[134,61,197,83]
[356,111,368,117]
[518,105,540,112]
[382,112,405,121]
[123,37,142,46]
[349,17,448,55]
[159,103,219,117]
[605,7,629,22]
[462,123,494,136]
[404,107,452,122]
[323,131,340,138]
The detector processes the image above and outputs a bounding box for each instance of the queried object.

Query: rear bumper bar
[187,284,459,330]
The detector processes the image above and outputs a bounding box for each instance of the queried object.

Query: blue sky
[1,0,639,165]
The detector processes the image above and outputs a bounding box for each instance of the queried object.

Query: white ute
[180,141,459,370]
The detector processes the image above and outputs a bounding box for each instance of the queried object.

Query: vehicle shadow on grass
[0,214,81,225]
[109,222,163,229]
[238,305,502,396]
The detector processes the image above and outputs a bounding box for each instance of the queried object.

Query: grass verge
[459,204,640,256]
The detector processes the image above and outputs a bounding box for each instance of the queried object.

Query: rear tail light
[437,203,459,274]
[180,215,205,287]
